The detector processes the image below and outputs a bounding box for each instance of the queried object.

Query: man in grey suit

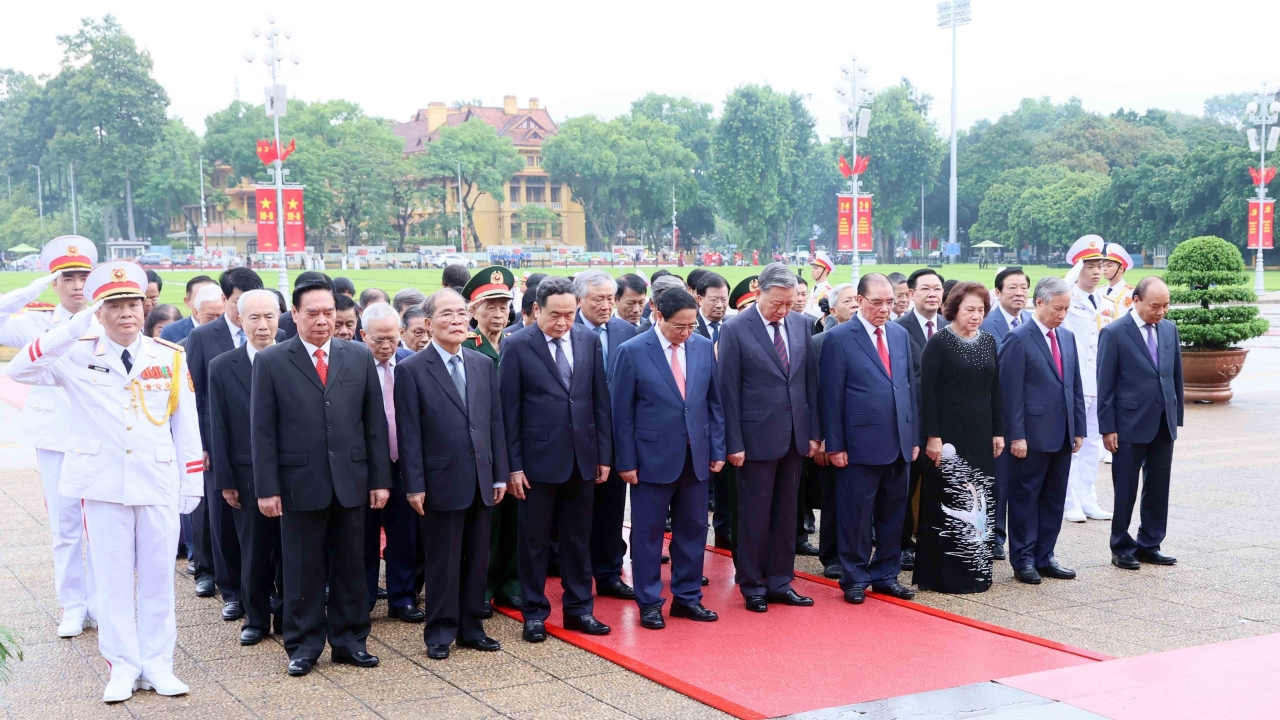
[980,267,1034,560]
[718,263,820,613]
[1097,277,1183,570]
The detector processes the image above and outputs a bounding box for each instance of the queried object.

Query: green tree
[1006,171,1109,252]
[630,93,718,240]
[135,119,201,242]
[422,118,522,251]
[710,84,795,247]
[542,115,619,250]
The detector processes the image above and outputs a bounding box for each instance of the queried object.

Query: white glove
[65,299,102,339]
[28,269,61,292]
[178,496,202,514]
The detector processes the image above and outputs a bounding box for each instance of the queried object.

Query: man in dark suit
[187,268,266,622]
[573,271,639,600]
[396,289,509,660]
[275,271,333,341]
[694,273,735,549]
[980,267,1034,560]
[504,276,613,642]
[359,302,423,623]
[160,275,217,344]
[820,273,919,605]
[718,263,819,613]
[812,283,857,578]
[1097,277,1183,570]
[251,278,392,676]
[210,289,285,645]
[612,289,726,630]
[893,268,944,571]
[999,277,1087,585]
[614,273,648,328]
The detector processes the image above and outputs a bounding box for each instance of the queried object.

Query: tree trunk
[124,177,137,242]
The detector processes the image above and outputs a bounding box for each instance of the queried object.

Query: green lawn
[2,262,1277,308]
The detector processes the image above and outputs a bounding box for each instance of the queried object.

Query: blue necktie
[1145,324,1159,369]
[710,321,720,344]
[236,329,246,347]
[1011,317,1020,328]
[592,325,607,370]
[448,355,467,409]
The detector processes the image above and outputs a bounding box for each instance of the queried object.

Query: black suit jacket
[1097,314,1183,443]
[250,336,392,512]
[279,311,297,339]
[895,310,934,443]
[575,311,638,384]
[395,345,509,512]
[209,344,255,495]
[187,316,236,452]
[499,324,612,484]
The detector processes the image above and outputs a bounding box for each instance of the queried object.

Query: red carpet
[1000,632,1280,720]
[496,538,1104,719]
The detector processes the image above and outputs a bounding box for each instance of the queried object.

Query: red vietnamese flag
[279,138,297,163]
[256,188,279,252]
[282,187,305,252]
[838,156,853,178]
[256,139,277,166]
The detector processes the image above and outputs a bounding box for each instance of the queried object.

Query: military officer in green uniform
[461,266,523,612]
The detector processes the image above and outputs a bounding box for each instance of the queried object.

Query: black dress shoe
[1112,554,1141,570]
[992,543,1007,561]
[522,620,547,643]
[872,582,916,600]
[388,605,426,623]
[458,636,501,652]
[1036,560,1077,580]
[176,543,188,560]
[481,600,493,619]
[564,613,611,635]
[744,595,768,613]
[596,578,636,600]
[701,576,709,586]
[844,586,865,604]
[239,627,265,646]
[900,547,916,570]
[1014,566,1043,584]
[639,606,665,630]
[1135,549,1177,566]
[426,644,450,660]
[186,561,196,575]
[670,602,718,622]
[287,658,314,676]
[823,564,843,579]
[376,587,387,600]
[795,541,820,556]
[765,589,815,606]
[222,601,245,621]
[195,578,216,597]
[332,651,379,668]
[493,594,525,611]
[804,519,817,535]
[713,534,732,550]
[660,554,671,564]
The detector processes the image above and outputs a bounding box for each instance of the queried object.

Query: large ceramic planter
[1181,348,1249,403]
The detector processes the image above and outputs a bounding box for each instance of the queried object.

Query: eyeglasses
[666,322,697,332]
[430,310,470,322]
[366,336,399,347]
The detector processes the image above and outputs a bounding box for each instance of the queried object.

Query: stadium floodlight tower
[937,0,971,253]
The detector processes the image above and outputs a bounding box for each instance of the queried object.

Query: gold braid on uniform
[130,350,182,426]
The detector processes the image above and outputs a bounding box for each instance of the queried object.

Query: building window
[526,180,545,203]
[550,186,561,203]
[511,222,522,239]
[509,181,521,202]
[525,155,536,167]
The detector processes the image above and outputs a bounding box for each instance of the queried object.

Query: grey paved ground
[2,308,1278,719]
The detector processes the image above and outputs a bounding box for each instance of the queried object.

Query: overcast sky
[0,0,1266,139]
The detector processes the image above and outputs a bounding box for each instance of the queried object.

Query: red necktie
[314,348,328,386]
[1047,329,1063,378]
[926,320,934,339]
[875,327,892,378]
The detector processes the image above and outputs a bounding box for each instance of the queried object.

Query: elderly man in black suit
[573,270,639,600]
[210,289,283,646]
[396,289,509,660]
[718,263,820,613]
[1098,277,1183,570]
[251,278,392,676]
[504,276,613,643]
[694,273,734,549]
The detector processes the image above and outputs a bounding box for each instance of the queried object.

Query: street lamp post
[836,57,872,281]
[27,165,42,222]
[937,0,971,252]
[1245,85,1280,295]
[243,14,302,296]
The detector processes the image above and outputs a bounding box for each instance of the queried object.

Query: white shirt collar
[999,305,1022,327]
[104,334,143,363]
[431,340,462,364]
[856,311,885,337]
[580,313,605,331]
[224,313,242,338]
[914,308,938,334]
[1032,316,1055,338]
[300,337,332,360]
[246,341,275,363]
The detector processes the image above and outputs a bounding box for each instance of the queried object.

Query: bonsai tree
[1164,236,1269,350]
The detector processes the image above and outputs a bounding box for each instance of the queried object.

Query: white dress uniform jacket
[1062,285,1115,398]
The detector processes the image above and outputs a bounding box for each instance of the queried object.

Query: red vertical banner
[1248,199,1274,249]
[836,193,854,251]
[283,187,306,252]
[256,187,278,252]
[856,196,874,251]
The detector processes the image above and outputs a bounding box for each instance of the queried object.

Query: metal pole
[29,165,42,221]
[270,32,287,296]
[1255,85,1269,295]
[850,70,861,282]
[198,157,209,252]
[671,185,677,257]
[457,162,465,253]
[921,180,925,261]
[948,13,959,250]
[69,163,77,234]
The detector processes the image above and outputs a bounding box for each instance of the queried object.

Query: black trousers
[993,450,1012,547]
[422,485,491,647]
[364,464,422,611]
[280,499,369,661]
[233,499,283,634]
[1008,441,1072,570]
[187,494,215,584]
[838,458,909,589]
[590,470,628,584]
[901,455,926,550]
[519,474,596,622]
[206,475,241,603]
[735,446,804,598]
[711,467,732,544]
[1111,419,1174,556]
[814,462,839,569]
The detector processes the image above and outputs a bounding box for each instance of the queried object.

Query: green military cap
[462,265,515,304]
[730,275,760,310]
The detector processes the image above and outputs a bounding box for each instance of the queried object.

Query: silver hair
[236,288,278,316]
[573,270,617,299]
[423,288,464,317]
[649,275,685,300]
[392,287,427,313]
[194,284,225,309]
[361,301,398,329]
[400,304,426,328]
[758,262,798,293]
[830,283,855,303]
[1034,277,1070,304]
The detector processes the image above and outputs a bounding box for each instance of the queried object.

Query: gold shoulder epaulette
[155,337,185,352]
[466,331,480,338]
[23,302,56,312]
[79,335,98,341]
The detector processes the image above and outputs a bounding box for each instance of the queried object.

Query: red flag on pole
[279,139,297,163]
[838,156,853,178]
[852,155,870,175]
[256,140,277,166]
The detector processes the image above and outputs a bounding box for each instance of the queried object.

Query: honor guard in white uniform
[9,261,204,704]
[1061,235,1116,523]
[1101,243,1136,317]
[802,250,834,320]
[0,236,100,638]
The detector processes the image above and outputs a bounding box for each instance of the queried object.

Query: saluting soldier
[0,236,100,639]
[1102,243,1136,317]
[9,261,204,704]
[462,266,524,612]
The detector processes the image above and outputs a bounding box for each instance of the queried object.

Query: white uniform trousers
[37,449,95,620]
[1065,395,1105,516]
[82,500,180,681]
